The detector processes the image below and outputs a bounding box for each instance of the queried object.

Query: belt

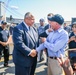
[49,57,60,60]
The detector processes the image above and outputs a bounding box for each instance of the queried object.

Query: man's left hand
[40,37,46,43]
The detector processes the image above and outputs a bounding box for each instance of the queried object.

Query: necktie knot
[29,27,30,31]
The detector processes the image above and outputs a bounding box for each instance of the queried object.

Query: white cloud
[10,6,18,10]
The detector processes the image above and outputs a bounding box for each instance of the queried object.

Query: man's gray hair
[24,12,34,19]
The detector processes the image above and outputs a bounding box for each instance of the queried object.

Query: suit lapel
[22,23,36,44]
[21,22,28,32]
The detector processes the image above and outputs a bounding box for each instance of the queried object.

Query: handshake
[29,49,37,57]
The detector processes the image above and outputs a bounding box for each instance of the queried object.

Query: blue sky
[1,0,76,23]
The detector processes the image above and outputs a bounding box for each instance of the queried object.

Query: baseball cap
[48,14,64,25]
[72,22,76,25]
[39,18,45,22]
[1,21,7,25]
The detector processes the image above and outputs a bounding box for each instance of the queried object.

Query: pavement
[0,52,48,75]
[0,52,70,75]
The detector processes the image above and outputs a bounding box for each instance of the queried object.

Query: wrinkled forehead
[25,15,35,20]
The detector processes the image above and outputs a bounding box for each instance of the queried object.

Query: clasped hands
[29,49,37,57]
[40,37,46,43]
[0,41,8,46]
[70,36,76,42]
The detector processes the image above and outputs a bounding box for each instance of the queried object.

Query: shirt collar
[23,22,29,30]
[57,27,63,33]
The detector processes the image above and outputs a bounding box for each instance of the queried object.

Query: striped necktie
[29,27,35,41]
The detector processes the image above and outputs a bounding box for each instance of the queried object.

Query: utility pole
[0,1,5,21]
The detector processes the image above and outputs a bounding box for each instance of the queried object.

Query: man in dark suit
[12,12,39,75]
[39,13,54,37]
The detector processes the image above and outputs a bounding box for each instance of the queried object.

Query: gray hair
[24,12,34,19]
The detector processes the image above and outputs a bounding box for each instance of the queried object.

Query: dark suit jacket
[44,24,50,30]
[39,24,50,37]
[9,26,15,35]
[12,22,39,67]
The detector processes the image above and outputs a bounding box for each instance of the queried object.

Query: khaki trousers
[48,57,64,75]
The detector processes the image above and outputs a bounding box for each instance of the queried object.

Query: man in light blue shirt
[36,14,69,75]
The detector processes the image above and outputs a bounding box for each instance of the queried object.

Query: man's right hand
[48,28,53,32]
[29,49,37,57]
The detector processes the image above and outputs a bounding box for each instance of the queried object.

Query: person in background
[68,22,76,49]
[38,18,45,35]
[44,13,54,65]
[36,14,69,75]
[39,13,54,37]
[45,13,54,32]
[0,21,10,67]
[64,22,71,34]
[37,18,45,62]
[12,12,39,75]
[9,23,15,35]
[57,54,74,75]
